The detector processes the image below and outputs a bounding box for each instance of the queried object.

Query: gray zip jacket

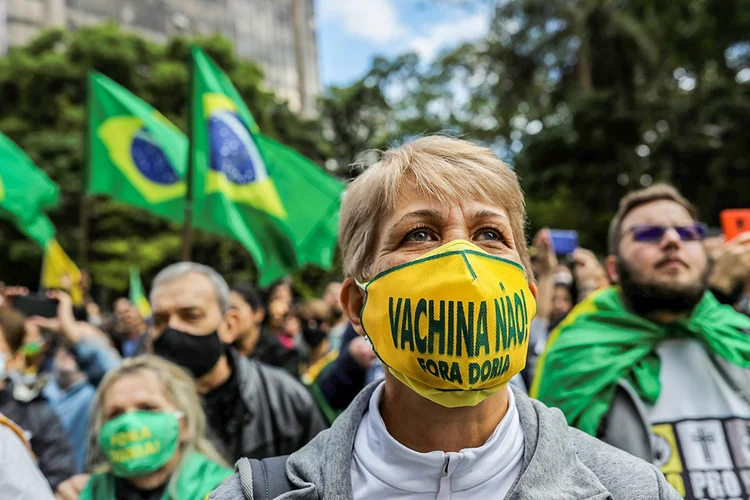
[211,383,681,499]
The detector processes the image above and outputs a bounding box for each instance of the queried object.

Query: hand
[0,283,29,308]
[47,290,81,344]
[573,248,609,298]
[55,473,90,500]
[532,228,558,279]
[26,315,63,333]
[708,233,750,295]
[349,336,377,369]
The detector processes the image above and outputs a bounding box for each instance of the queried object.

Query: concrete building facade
[2,0,319,115]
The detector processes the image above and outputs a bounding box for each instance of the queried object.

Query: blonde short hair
[88,356,227,478]
[339,136,531,281]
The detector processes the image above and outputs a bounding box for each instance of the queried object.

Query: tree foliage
[329,0,750,251]
[0,24,332,300]
[1,1,748,302]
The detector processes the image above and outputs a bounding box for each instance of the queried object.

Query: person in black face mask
[149,263,327,462]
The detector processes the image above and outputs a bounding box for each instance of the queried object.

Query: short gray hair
[150,262,231,314]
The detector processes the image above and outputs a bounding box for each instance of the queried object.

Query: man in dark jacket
[149,262,327,461]
[0,306,74,490]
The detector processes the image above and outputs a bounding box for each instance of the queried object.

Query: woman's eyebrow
[393,209,443,226]
[468,209,509,222]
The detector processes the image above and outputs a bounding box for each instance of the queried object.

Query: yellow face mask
[359,239,537,408]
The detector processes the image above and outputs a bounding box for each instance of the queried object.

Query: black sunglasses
[627,224,707,243]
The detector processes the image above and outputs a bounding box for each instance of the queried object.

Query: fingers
[27,316,62,333]
[730,232,750,245]
[3,286,29,305]
[47,290,71,303]
[55,482,78,500]
[55,473,90,500]
[573,248,595,266]
[533,228,552,249]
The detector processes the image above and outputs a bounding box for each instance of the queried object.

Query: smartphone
[14,295,59,319]
[549,229,579,255]
[721,209,750,241]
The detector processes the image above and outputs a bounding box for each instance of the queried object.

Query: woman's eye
[106,411,122,421]
[476,229,502,242]
[406,230,435,242]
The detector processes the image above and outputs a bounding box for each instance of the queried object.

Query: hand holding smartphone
[721,209,750,241]
[14,295,59,319]
[548,229,579,256]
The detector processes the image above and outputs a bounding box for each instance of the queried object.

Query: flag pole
[79,72,93,271]
[181,48,195,262]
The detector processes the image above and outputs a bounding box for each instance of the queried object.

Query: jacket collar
[287,383,612,500]
[227,347,256,419]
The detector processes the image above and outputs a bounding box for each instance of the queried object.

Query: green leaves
[0,24,334,297]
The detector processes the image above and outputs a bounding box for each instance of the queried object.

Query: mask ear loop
[354,280,374,348]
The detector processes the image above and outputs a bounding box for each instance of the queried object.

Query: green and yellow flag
[87,72,187,223]
[42,236,84,305]
[0,133,83,303]
[190,47,344,285]
[129,266,152,320]
[0,133,59,224]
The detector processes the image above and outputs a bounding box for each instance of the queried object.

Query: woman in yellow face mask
[212,136,680,500]
[55,356,231,500]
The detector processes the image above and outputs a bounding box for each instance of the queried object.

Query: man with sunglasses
[533,184,750,500]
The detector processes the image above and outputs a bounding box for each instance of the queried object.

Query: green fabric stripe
[533,287,750,435]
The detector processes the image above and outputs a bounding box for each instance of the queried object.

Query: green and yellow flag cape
[531,286,750,435]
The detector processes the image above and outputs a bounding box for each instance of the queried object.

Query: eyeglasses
[627,224,707,243]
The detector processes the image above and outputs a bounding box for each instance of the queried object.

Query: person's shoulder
[0,413,31,452]
[568,426,679,499]
[254,359,311,399]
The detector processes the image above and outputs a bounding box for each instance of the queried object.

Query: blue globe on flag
[208,110,267,184]
[130,129,181,185]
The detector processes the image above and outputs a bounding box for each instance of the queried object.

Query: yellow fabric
[41,239,84,305]
[360,240,537,407]
[135,296,152,320]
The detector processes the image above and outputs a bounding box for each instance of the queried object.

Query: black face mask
[153,328,224,378]
[302,326,328,350]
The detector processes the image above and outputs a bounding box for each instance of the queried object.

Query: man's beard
[617,257,708,318]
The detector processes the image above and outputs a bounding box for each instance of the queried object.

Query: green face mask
[20,340,44,357]
[98,410,182,478]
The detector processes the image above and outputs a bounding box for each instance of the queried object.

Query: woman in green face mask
[58,355,231,500]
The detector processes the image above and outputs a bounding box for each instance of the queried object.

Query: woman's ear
[341,278,366,337]
[529,282,539,301]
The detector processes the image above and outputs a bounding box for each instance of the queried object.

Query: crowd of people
[0,136,749,499]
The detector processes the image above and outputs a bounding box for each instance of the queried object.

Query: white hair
[150,262,231,314]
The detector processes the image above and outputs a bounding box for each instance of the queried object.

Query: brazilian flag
[190,48,344,285]
[0,133,83,303]
[129,266,152,320]
[87,72,187,223]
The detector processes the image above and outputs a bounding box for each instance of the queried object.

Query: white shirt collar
[353,381,524,493]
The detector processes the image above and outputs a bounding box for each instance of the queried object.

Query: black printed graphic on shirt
[652,417,750,499]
